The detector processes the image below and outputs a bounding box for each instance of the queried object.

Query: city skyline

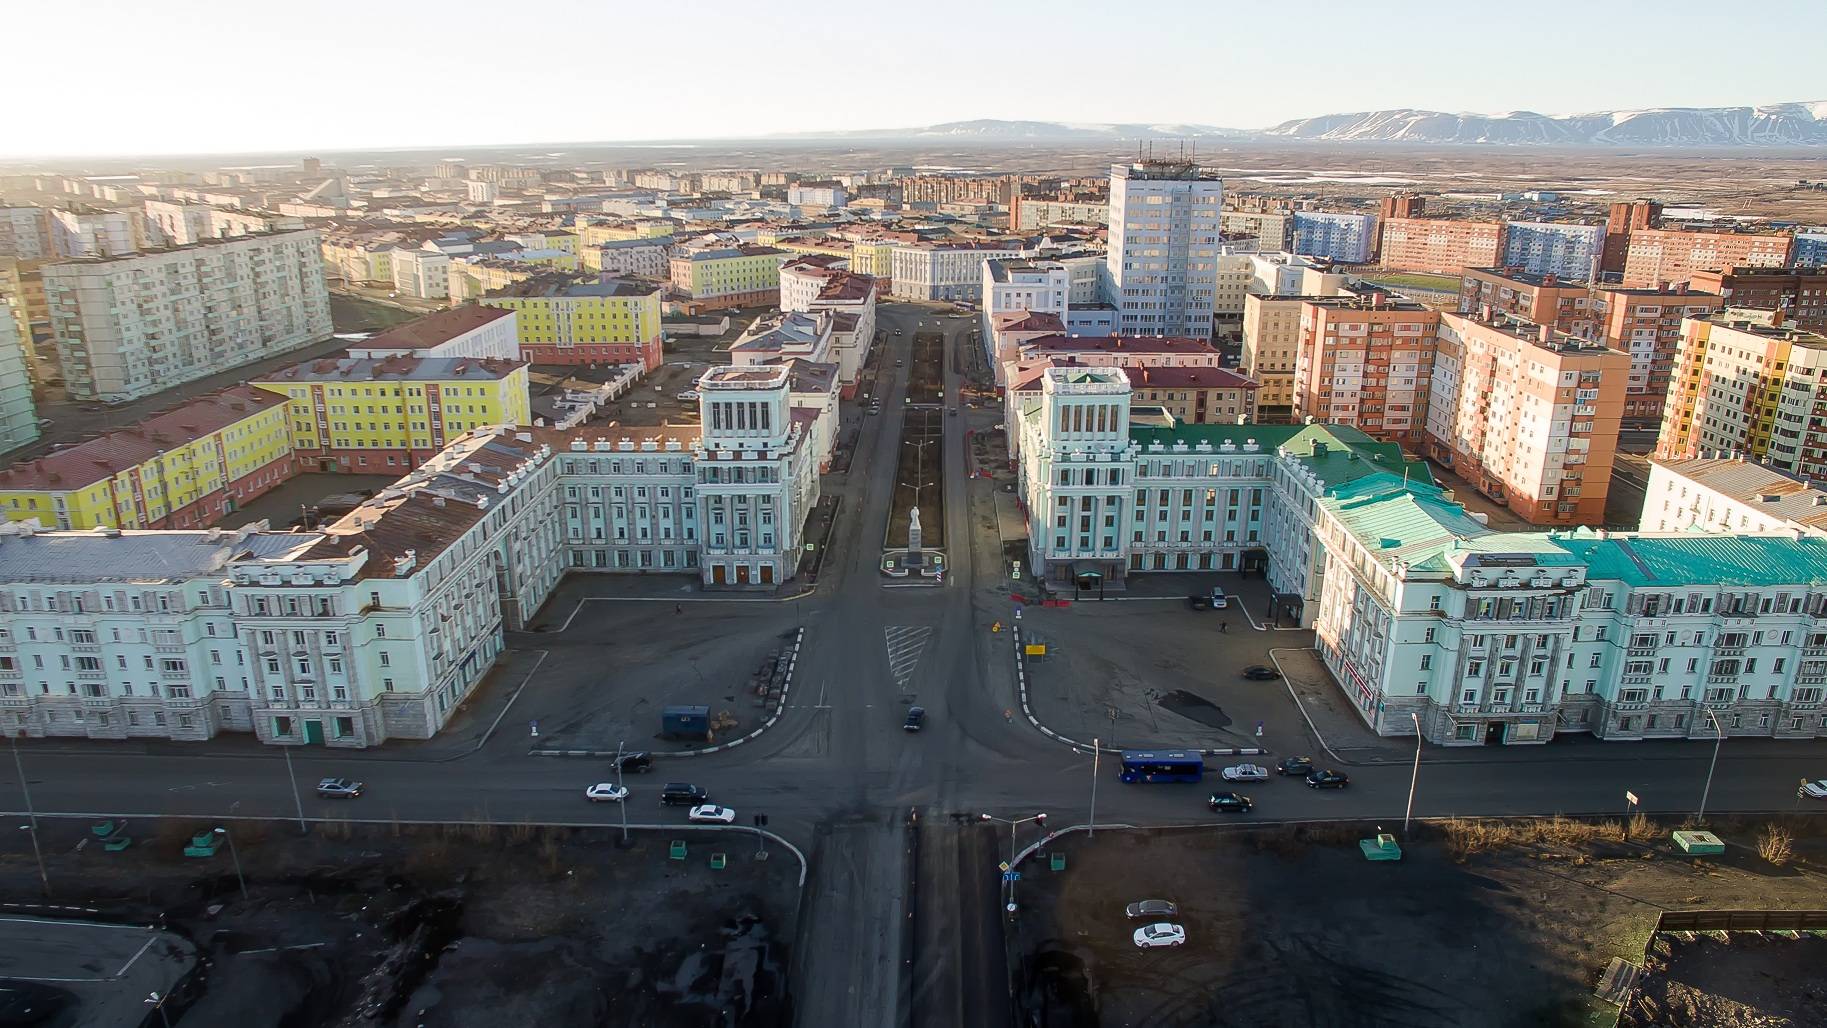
[8,0,1827,158]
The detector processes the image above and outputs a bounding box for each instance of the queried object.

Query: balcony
[1713,646,1745,658]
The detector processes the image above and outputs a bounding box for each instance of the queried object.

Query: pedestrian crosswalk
[883,625,933,687]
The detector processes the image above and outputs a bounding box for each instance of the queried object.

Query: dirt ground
[1012,817,1827,1028]
[0,817,797,1027]
[1623,933,1827,1028]
[886,407,945,550]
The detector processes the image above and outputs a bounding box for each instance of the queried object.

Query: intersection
[2,303,1823,1028]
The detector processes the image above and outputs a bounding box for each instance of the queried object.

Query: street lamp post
[1403,712,1422,837]
[214,827,248,901]
[10,734,48,898]
[281,741,307,834]
[1697,708,1725,824]
[1088,739,1101,839]
[614,740,629,845]
[146,991,172,1028]
[981,812,1046,914]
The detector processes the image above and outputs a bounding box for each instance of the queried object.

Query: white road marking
[882,626,933,686]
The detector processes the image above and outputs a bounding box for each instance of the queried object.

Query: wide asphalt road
[2,303,1824,1027]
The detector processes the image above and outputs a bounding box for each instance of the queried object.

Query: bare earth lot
[1013,818,1827,1028]
[0,817,797,1027]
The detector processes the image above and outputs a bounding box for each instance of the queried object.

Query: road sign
[1012,561,1022,578]
[1255,720,1264,738]
[530,720,539,738]
[997,860,1010,872]
[1002,870,1022,882]
[1625,790,1639,806]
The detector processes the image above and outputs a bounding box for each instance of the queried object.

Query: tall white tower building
[1104,159,1225,338]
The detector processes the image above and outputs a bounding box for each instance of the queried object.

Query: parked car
[316,777,364,799]
[1209,588,1229,609]
[1132,922,1187,948]
[903,706,926,731]
[660,783,708,806]
[1125,899,1177,919]
[616,751,653,774]
[676,390,700,401]
[1207,791,1254,813]
[1305,770,1350,790]
[1276,756,1315,776]
[1221,763,1268,782]
[1800,779,1827,799]
[584,783,629,802]
[1242,666,1280,681]
[688,804,737,824]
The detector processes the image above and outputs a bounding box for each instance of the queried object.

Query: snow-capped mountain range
[1263,102,1827,145]
[771,104,1827,146]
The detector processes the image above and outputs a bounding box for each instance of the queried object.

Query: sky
[7,0,1827,159]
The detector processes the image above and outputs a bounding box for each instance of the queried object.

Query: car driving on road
[1305,769,1350,789]
[584,783,629,802]
[1801,779,1827,799]
[1132,923,1186,948]
[316,777,364,799]
[687,804,737,824]
[1220,763,1268,782]
[903,706,926,731]
[1242,665,1280,680]
[660,783,708,806]
[1276,756,1315,776]
[1207,791,1254,813]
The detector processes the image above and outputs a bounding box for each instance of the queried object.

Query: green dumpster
[711,853,727,870]
[669,840,687,860]
[1049,853,1066,872]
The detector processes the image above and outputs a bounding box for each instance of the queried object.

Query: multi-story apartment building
[0,257,49,363]
[788,267,876,388]
[779,255,852,312]
[668,245,785,310]
[390,247,451,301]
[1643,456,1827,537]
[1221,210,1295,252]
[481,276,663,370]
[50,207,141,259]
[1378,217,1507,275]
[1795,231,1827,269]
[1241,294,1307,422]
[0,385,296,530]
[901,174,1015,207]
[786,183,846,209]
[0,207,52,260]
[1600,199,1661,275]
[1016,334,1222,370]
[1120,365,1257,424]
[1292,212,1376,264]
[1104,160,1225,338]
[892,241,1025,303]
[1292,294,1440,448]
[43,229,333,403]
[1011,199,1107,230]
[253,353,530,474]
[1686,265,1827,333]
[0,428,562,746]
[1500,221,1605,281]
[1459,267,1600,337]
[582,236,673,279]
[1424,312,1628,526]
[1247,252,1343,298]
[1589,285,1722,420]
[1621,228,1792,287]
[143,201,213,247]
[0,306,38,454]
[1657,312,1827,479]
[982,259,1068,366]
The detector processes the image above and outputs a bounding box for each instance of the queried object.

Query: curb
[1012,627,1264,759]
[530,626,806,760]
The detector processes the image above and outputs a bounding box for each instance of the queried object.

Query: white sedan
[584,783,628,802]
[1801,779,1827,800]
[688,804,737,824]
[1221,763,1269,783]
[1133,922,1186,949]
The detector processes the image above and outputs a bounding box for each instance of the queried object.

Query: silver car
[1125,899,1177,919]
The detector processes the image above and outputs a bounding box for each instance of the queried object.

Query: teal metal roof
[1129,421,1304,451]
[1320,474,1493,569]
[1277,424,1432,488]
[1550,532,1827,587]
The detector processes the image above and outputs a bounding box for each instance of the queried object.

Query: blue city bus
[1118,750,1205,784]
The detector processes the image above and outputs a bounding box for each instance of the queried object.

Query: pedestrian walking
[1220,621,1228,634]
[674,604,683,615]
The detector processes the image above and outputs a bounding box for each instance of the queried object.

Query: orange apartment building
[1425,312,1628,525]
[1589,285,1722,421]
[1459,267,1600,337]
[1293,293,1441,447]
[1620,228,1792,287]
[1599,200,1661,276]
[1379,217,1506,275]
[1119,365,1258,424]
[1656,311,1827,481]
[1687,265,1827,332]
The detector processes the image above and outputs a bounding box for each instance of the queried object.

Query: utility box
[663,704,711,740]
[1672,829,1725,855]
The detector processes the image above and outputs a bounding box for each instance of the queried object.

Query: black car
[1305,770,1350,790]
[617,751,653,774]
[1208,792,1254,813]
[1276,756,1315,776]
[660,783,708,806]
[903,706,926,731]
[1242,665,1280,680]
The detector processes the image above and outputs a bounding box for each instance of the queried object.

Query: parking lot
[1016,581,1311,753]
[0,917,195,1027]
[516,590,806,754]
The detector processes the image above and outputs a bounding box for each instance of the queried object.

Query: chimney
[1771,309,1786,329]
[1538,324,1552,344]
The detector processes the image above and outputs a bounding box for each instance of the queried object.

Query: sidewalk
[1269,647,1412,764]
